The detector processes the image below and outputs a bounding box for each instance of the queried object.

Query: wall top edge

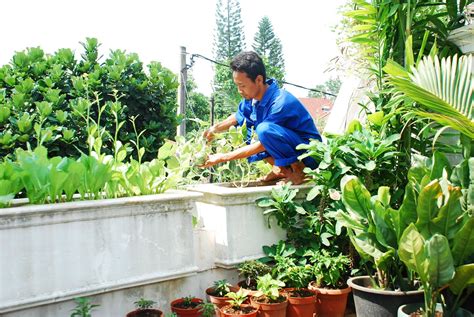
[0,190,203,217]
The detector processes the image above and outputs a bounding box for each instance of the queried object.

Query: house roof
[298,97,334,120]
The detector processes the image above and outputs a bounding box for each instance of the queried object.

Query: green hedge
[0,38,178,161]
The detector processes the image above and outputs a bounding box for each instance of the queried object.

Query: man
[201,51,321,185]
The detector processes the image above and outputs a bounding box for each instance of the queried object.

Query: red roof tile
[298,97,334,120]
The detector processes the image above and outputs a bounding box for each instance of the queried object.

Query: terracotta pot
[250,296,288,317]
[206,286,240,317]
[126,309,163,317]
[220,304,258,317]
[170,298,204,317]
[282,288,317,317]
[308,282,351,317]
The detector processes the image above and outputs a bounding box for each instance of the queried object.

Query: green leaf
[367,111,384,126]
[450,264,474,295]
[399,224,428,281]
[341,177,372,219]
[426,234,454,288]
[451,218,474,266]
[416,180,442,238]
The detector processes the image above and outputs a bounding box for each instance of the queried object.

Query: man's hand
[200,153,227,168]
[203,126,216,142]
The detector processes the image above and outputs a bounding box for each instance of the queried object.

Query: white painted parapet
[188,183,310,268]
[0,190,202,315]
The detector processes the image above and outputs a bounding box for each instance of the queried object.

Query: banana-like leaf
[451,218,474,266]
[399,223,428,282]
[450,263,474,295]
[426,234,455,288]
[384,55,474,138]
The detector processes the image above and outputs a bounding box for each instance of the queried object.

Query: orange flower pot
[282,288,317,317]
[308,282,351,317]
[251,296,288,317]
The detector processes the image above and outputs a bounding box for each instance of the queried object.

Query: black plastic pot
[347,276,424,317]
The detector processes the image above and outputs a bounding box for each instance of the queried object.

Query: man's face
[233,71,263,100]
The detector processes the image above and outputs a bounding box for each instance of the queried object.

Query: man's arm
[203,114,238,141]
[201,141,265,168]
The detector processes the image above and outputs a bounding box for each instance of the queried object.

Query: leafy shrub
[0,38,178,161]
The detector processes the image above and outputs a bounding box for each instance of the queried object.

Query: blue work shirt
[235,79,321,163]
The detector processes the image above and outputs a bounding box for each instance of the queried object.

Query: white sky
[1,0,347,97]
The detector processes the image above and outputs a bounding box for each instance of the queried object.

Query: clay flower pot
[308,282,351,317]
[126,309,163,317]
[250,295,288,317]
[282,288,316,317]
[170,298,204,317]
[206,286,240,317]
[220,304,258,317]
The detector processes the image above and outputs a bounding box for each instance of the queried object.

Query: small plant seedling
[226,289,248,309]
[198,302,216,317]
[213,279,231,297]
[182,296,195,307]
[134,298,157,310]
[70,297,99,317]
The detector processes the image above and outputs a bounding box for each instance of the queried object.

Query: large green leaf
[399,224,428,281]
[426,234,455,288]
[431,186,463,239]
[450,264,474,295]
[451,218,474,266]
[341,176,372,219]
[384,55,474,138]
[416,179,442,238]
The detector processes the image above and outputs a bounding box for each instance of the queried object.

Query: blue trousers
[248,121,317,169]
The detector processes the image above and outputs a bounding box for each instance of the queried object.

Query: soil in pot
[170,298,204,317]
[126,309,163,317]
[220,304,258,317]
[282,288,316,317]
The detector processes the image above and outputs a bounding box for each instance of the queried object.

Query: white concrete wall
[0,191,202,315]
[0,184,293,316]
[189,183,311,268]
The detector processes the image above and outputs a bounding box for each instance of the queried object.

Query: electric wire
[184,52,338,98]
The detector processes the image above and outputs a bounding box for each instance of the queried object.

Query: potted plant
[250,274,288,317]
[219,289,258,317]
[278,264,316,317]
[306,249,351,317]
[126,298,162,317]
[206,279,239,317]
[170,296,204,317]
[337,175,424,316]
[237,260,272,293]
[395,165,473,317]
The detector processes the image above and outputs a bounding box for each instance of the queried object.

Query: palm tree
[384,54,473,139]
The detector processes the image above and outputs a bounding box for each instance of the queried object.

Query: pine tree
[213,0,246,120]
[252,16,285,84]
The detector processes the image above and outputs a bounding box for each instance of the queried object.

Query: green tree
[213,0,246,120]
[308,78,341,100]
[253,16,285,84]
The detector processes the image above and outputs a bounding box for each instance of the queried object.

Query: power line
[186,53,337,98]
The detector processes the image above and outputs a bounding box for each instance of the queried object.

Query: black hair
[230,51,266,82]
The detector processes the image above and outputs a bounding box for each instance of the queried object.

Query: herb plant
[134,298,157,310]
[70,297,99,317]
[212,279,231,297]
[254,274,285,302]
